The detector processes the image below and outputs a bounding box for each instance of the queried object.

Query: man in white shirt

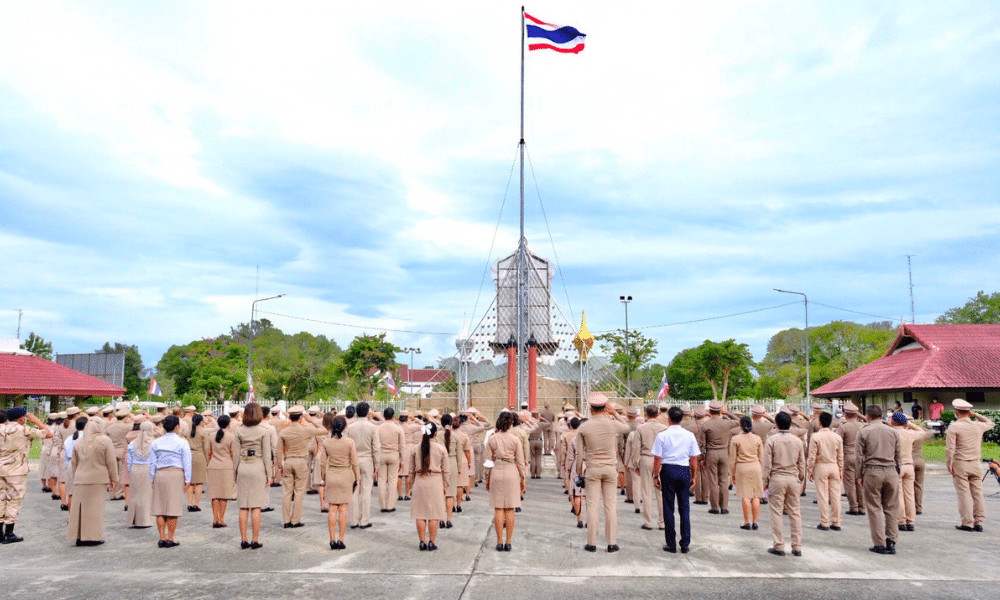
[652,406,701,554]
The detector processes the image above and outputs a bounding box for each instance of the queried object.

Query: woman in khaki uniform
[235,402,271,549]
[67,419,118,546]
[315,412,335,514]
[407,421,448,551]
[485,411,525,551]
[186,414,211,512]
[317,416,359,550]
[207,414,237,528]
[453,423,473,513]
[729,416,764,530]
[440,414,458,529]
[126,422,155,528]
[63,418,87,512]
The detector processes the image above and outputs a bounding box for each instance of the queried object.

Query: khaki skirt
[236,459,267,509]
[65,461,75,495]
[734,461,764,499]
[190,450,208,486]
[488,462,521,509]
[67,483,106,542]
[152,467,186,517]
[444,456,458,498]
[207,468,236,501]
[127,464,154,527]
[410,472,446,521]
[325,466,356,505]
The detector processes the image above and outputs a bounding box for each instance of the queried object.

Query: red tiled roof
[812,324,1000,397]
[398,365,451,384]
[0,354,127,397]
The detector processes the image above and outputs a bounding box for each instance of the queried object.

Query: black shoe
[439,521,446,528]
[515,507,521,513]
[60,504,68,511]
[373,481,378,487]
[158,540,167,548]
[693,501,708,505]
[720,509,729,515]
[830,525,841,531]
[261,507,274,512]
[331,541,338,550]
[445,521,453,529]
[708,509,720,515]
[640,525,653,531]
[404,496,411,501]
[635,509,640,514]
[270,483,281,488]
[577,521,584,528]
[192,505,201,511]
[351,525,359,529]
[250,542,263,550]
[663,545,676,553]
[42,487,51,493]
[241,541,251,549]
[213,523,223,528]
[187,506,195,512]
[916,511,922,515]
[124,506,128,512]
[398,496,404,501]
[292,522,305,528]
[284,523,293,528]
[497,543,504,551]
[767,548,785,556]
[465,495,471,501]
[625,499,633,504]
[503,544,511,551]
[800,492,806,497]
[858,512,866,516]
[321,508,328,513]
[337,541,346,550]
[165,541,179,548]
[455,506,462,513]
[680,547,689,554]
[886,539,896,555]
[974,525,984,532]
[584,544,596,552]
[427,542,437,551]
[76,540,104,547]
[51,494,60,500]
[792,549,802,557]
[740,524,752,530]
[760,499,767,505]
[817,524,830,531]
[846,510,860,515]
[752,523,759,530]
[813,500,818,504]
[306,490,319,495]
[419,542,428,551]
[3,534,24,544]
[387,508,396,513]
[956,525,974,532]
[360,524,372,529]
[607,544,619,553]
[869,546,888,554]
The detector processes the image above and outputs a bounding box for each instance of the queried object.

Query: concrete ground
[2,459,999,599]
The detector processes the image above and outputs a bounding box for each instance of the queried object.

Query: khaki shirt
[837,418,864,457]
[574,413,630,474]
[0,423,48,477]
[729,431,763,473]
[277,421,327,466]
[71,435,119,485]
[346,419,381,464]
[762,431,805,486]
[697,414,741,452]
[106,420,132,455]
[377,421,406,463]
[856,421,901,478]
[946,414,995,468]
[751,417,774,442]
[635,420,667,458]
[807,429,844,473]
[895,424,933,464]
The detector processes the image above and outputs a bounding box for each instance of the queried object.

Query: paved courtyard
[2,459,999,599]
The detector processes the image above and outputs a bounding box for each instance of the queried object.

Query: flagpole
[515,6,527,407]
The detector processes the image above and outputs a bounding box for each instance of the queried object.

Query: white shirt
[651,425,701,466]
[150,432,193,484]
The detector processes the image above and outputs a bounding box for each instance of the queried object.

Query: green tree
[665,347,715,401]
[97,342,147,399]
[936,291,1000,324]
[595,329,658,395]
[156,337,249,401]
[340,333,401,399]
[669,339,754,402]
[20,332,53,359]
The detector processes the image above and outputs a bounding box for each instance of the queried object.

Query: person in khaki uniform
[0,408,52,544]
[729,416,764,530]
[946,398,995,532]
[837,402,865,515]
[691,407,712,505]
[574,393,631,553]
[541,404,556,455]
[399,411,422,501]
[696,400,741,515]
[632,405,666,530]
[762,411,805,557]
[67,418,119,546]
[807,412,843,531]
[856,404,901,554]
[106,409,132,501]
[346,402,380,529]
[277,406,327,528]
[376,407,406,513]
[891,412,932,531]
[912,427,928,516]
[528,410,550,480]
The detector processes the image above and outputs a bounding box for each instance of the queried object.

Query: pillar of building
[527,338,538,412]
[506,339,517,409]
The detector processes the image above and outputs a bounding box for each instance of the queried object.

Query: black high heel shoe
[241,541,251,550]
[427,541,437,551]
[419,541,428,551]
[503,544,511,552]
[496,543,504,551]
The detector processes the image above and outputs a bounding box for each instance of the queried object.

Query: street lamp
[403,347,421,397]
[620,295,632,396]
[247,294,285,382]
[774,289,809,401]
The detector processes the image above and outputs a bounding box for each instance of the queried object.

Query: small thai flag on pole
[524,11,586,54]
[148,377,163,397]
[247,373,255,402]
[657,372,670,400]
[386,372,400,398]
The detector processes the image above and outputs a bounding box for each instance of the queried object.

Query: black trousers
[660,464,692,549]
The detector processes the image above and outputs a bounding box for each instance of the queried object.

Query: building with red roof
[397,365,452,398]
[812,324,1000,411]
[0,351,127,409]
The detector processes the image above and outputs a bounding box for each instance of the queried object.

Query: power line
[470,145,520,326]
[809,301,898,323]
[255,310,454,336]
[595,301,800,333]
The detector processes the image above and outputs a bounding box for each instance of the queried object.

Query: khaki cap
[708,400,724,411]
[587,392,609,408]
[86,406,100,416]
[150,414,165,424]
[752,405,766,416]
[626,406,638,416]
[288,405,305,415]
[183,405,196,412]
[201,410,213,417]
[48,412,59,419]
[57,411,68,419]
[658,402,670,411]
[786,403,800,414]
[681,404,692,415]
[952,398,974,411]
[307,405,320,415]
[399,410,410,417]
[66,406,82,416]
[101,405,114,414]
[227,407,241,416]
[115,408,130,417]
[152,402,167,409]
[556,412,565,418]
[811,402,825,411]
[428,409,440,418]
[843,402,859,414]
[693,407,707,418]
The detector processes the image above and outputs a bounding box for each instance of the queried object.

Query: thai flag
[525,11,586,54]
[656,372,670,400]
[148,377,163,397]
[386,372,399,398]
[247,373,255,402]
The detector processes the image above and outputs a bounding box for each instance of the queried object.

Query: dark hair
[322,412,335,433]
[242,402,263,427]
[496,412,513,432]
[775,412,792,431]
[356,402,370,418]
[419,421,437,475]
[511,412,520,427]
[259,407,271,419]
[0,410,6,424]
[331,416,347,439]
[866,405,882,420]
[163,415,180,433]
[441,414,453,452]
[345,405,356,419]
[190,413,203,438]
[290,412,302,421]
[459,413,468,423]
[667,406,683,424]
[216,415,231,443]
[740,415,753,433]
[569,417,581,430]
[399,415,408,423]
[132,422,140,431]
[819,412,833,428]
[645,405,658,419]
[73,416,88,440]
[383,407,394,420]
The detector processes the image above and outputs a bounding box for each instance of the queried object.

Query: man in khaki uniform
[105,408,133,501]
[633,405,667,530]
[277,406,327,527]
[575,393,631,552]
[458,411,489,492]
[528,410,548,479]
[305,406,322,494]
[750,405,775,442]
[541,403,556,455]
[807,412,843,531]
[763,411,805,556]
[376,407,405,512]
[346,402,380,528]
[621,407,640,502]
[946,398,995,532]
[399,411,422,500]
[837,402,865,515]
[856,404,901,554]
[0,408,52,543]
[891,412,932,531]
[697,400,740,514]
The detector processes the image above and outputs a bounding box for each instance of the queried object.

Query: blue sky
[2,1,999,372]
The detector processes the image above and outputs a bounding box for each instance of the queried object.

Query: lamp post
[774,288,809,401]
[247,294,285,383]
[619,295,632,396]
[403,347,421,397]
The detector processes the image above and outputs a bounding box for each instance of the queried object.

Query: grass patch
[921,440,1000,462]
[30,438,41,460]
